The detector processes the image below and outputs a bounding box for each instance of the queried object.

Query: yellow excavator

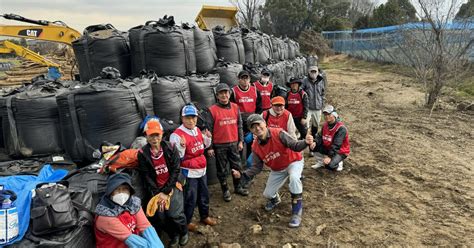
[0,13,81,80]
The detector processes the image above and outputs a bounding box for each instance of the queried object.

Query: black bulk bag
[261,32,274,60]
[266,62,286,86]
[306,55,319,68]
[241,28,270,65]
[0,77,73,158]
[129,16,196,77]
[286,38,297,60]
[72,24,131,82]
[243,63,265,83]
[213,26,245,64]
[151,75,191,124]
[212,61,243,87]
[194,27,217,73]
[56,68,154,162]
[187,74,219,109]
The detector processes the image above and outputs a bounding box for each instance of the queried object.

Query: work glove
[142,226,164,248]
[124,234,148,248]
[146,190,173,217]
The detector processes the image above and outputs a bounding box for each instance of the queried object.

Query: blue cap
[181,104,198,116]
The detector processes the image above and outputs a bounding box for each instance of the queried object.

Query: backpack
[30,181,78,236]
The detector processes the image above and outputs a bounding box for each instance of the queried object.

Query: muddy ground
[185,55,473,247]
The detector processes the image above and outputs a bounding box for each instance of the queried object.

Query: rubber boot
[289,194,303,228]
[220,181,232,202]
[233,177,249,196]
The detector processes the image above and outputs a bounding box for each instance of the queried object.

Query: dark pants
[214,143,242,190]
[184,175,210,224]
[150,186,188,238]
[293,117,307,139]
[313,146,347,170]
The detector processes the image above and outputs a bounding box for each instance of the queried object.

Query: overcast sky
[1,0,234,32]
[0,0,468,33]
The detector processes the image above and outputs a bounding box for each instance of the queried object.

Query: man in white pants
[235,114,314,228]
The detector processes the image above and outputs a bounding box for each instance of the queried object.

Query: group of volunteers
[94,65,351,247]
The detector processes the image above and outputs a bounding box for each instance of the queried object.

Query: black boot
[220,181,232,202]
[289,194,303,228]
[233,177,249,196]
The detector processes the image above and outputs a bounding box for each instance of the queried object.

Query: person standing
[206,83,247,202]
[237,114,314,228]
[253,68,274,111]
[137,119,188,248]
[310,105,350,171]
[170,104,217,232]
[285,78,309,139]
[301,66,326,150]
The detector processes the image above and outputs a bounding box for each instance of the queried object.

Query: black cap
[286,77,302,87]
[261,68,272,76]
[215,83,230,93]
[238,70,250,78]
[247,114,265,129]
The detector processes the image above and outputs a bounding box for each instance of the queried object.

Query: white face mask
[112,193,130,206]
[261,76,270,83]
[310,72,318,79]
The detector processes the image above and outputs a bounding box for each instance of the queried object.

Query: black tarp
[194,27,217,73]
[72,24,131,82]
[56,68,154,162]
[266,62,286,86]
[213,26,245,64]
[212,61,243,87]
[0,77,73,158]
[129,16,196,76]
[151,75,191,124]
[187,74,219,109]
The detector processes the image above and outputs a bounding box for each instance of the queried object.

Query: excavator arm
[0,14,81,45]
[0,40,60,68]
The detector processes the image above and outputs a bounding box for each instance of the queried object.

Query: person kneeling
[310,105,350,171]
[95,173,163,248]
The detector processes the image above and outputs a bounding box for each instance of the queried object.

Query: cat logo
[18,29,43,37]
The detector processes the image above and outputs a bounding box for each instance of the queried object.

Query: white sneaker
[311,161,324,169]
[336,161,344,171]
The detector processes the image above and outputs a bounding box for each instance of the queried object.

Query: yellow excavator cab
[195,5,239,31]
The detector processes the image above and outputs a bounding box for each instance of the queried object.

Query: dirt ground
[185,55,474,247]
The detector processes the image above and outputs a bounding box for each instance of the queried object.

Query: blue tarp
[0,165,69,246]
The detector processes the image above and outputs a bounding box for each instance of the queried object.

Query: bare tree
[230,0,264,28]
[349,0,376,25]
[393,0,473,109]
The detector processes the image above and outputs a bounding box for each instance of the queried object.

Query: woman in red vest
[286,78,309,139]
[95,173,163,248]
[310,105,350,171]
[237,114,314,228]
[170,104,217,232]
[262,96,297,139]
[137,120,188,247]
[253,68,274,111]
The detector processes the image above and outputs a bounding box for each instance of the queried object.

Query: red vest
[322,121,350,155]
[173,128,206,170]
[286,91,304,118]
[209,103,240,144]
[263,110,290,131]
[232,85,258,113]
[252,128,303,171]
[254,81,273,110]
[151,149,170,187]
[95,211,139,248]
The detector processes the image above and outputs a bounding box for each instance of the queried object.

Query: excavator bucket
[195,5,239,31]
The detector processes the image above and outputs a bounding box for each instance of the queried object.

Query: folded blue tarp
[0,164,68,246]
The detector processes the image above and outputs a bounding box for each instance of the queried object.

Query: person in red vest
[253,68,274,111]
[262,96,297,139]
[236,114,314,228]
[170,104,217,233]
[285,77,309,139]
[206,83,247,202]
[137,119,188,248]
[95,173,164,248]
[310,105,350,171]
[231,70,263,160]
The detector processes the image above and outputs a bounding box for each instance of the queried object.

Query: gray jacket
[302,73,325,110]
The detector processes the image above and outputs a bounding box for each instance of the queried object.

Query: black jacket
[138,141,180,197]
